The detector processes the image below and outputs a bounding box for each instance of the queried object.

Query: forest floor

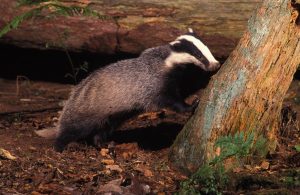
[0,78,299,194]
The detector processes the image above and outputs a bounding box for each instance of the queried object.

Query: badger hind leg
[54,121,100,152]
[92,110,142,147]
[91,115,125,147]
[92,131,110,148]
[54,126,84,152]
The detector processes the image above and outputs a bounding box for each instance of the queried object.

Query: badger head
[165,28,220,71]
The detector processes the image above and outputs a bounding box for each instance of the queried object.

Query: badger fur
[54,28,220,152]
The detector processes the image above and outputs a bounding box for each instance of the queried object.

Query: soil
[0,78,299,194]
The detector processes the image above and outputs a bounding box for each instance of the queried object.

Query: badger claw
[191,98,200,113]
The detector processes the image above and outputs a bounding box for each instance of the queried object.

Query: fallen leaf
[104,170,111,175]
[144,169,153,177]
[63,186,76,192]
[101,159,115,165]
[135,164,153,177]
[233,167,243,173]
[106,165,123,173]
[31,191,43,195]
[29,146,37,151]
[254,166,261,170]
[100,148,109,157]
[0,148,17,160]
[122,152,134,160]
[260,161,270,170]
[97,179,123,194]
[244,165,253,170]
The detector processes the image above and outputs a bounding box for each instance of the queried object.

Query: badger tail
[34,127,58,139]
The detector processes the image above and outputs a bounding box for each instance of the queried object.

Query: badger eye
[199,56,205,61]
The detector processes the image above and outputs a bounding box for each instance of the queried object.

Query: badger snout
[207,61,221,71]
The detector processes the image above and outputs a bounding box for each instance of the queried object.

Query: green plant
[47,29,89,84]
[65,60,89,84]
[281,169,300,188]
[0,0,108,38]
[177,132,268,195]
[0,8,39,38]
[5,113,24,123]
[212,132,268,165]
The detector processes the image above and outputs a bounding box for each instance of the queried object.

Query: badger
[54,28,220,152]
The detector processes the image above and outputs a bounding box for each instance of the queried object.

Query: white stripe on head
[176,35,219,64]
[170,40,180,46]
[165,51,206,69]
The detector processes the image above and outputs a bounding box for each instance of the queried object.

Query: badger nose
[207,61,221,71]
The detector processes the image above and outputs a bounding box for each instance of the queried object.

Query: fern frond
[0,1,108,38]
[0,7,42,38]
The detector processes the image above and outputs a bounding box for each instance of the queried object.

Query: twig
[16,75,30,96]
[0,106,61,116]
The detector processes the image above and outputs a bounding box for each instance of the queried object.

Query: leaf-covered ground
[0,79,299,194]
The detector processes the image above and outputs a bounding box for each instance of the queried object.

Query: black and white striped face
[165,29,220,71]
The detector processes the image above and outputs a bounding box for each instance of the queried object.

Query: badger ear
[188,28,194,33]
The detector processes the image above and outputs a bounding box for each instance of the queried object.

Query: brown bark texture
[169,0,300,173]
[0,0,260,58]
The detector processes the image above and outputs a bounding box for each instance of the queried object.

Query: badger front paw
[191,98,200,113]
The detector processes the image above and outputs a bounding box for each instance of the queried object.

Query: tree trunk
[0,0,261,58]
[169,0,300,173]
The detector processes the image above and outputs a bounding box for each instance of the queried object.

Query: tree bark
[0,0,261,58]
[169,0,300,173]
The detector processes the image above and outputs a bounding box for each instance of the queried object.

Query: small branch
[0,106,61,117]
[16,75,30,96]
